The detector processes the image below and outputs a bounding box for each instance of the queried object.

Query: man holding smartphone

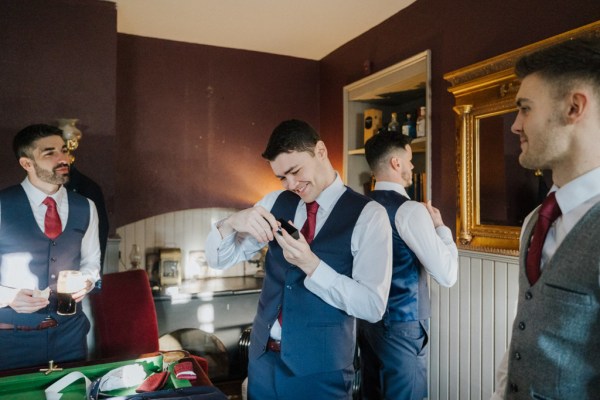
[206,119,392,399]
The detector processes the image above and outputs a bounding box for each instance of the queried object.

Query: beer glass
[56,270,84,315]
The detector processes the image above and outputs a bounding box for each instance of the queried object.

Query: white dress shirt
[0,178,101,307]
[374,181,458,287]
[492,166,600,399]
[206,173,393,340]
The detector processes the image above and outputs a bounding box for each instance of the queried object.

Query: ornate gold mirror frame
[444,20,600,255]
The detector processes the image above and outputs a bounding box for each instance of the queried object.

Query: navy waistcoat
[249,188,370,376]
[370,190,430,322]
[0,185,90,326]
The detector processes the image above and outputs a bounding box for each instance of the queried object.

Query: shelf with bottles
[348,104,428,155]
[347,136,427,155]
[343,51,431,198]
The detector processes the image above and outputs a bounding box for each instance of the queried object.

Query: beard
[33,162,70,185]
[401,171,413,188]
[519,113,569,171]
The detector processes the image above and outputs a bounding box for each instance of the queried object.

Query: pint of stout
[57,270,84,315]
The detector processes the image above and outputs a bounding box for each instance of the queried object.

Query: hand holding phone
[276,218,300,239]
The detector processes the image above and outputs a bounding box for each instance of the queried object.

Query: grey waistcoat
[506,202,600,399]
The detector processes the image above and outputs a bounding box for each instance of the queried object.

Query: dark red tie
[526,192,561,285]
[43,197,62,239]
[277,201,320,326]
[301,201,319,244]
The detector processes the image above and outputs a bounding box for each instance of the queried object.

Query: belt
[267,338,281,352]
[0,317,58,331]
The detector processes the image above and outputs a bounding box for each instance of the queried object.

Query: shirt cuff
[305,260,336,290]
[0,286,19,308]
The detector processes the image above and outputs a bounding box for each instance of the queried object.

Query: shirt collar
[554,166,600,215]
[310,172,345,212]
[374,180,410,199]
[21,177,66,207]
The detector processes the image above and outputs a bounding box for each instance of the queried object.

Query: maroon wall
[0,0,117,226]
[2,0,598,232]
[116,35,319,226]
[319,0,600,230]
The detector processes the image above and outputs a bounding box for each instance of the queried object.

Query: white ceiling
[113,0,416,60]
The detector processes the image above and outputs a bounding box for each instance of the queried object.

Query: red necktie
[301,201,319,244]
[526,192,561,285]
[43,197,62,239]
[277,201,320,326]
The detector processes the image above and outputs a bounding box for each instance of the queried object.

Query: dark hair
[515,37,600,100]
[261,119,320,161]
[364,131,411,172]
[13,124,64,160]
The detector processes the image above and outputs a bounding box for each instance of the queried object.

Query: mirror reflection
[477,111,551,227]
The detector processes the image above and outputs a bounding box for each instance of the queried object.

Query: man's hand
[9,289,49,313]
[424,200,444,228]
[218,206,278,243]
[273,221,320,276]
[73,279,94,303]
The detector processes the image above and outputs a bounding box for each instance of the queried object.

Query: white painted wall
[115,208,258,279]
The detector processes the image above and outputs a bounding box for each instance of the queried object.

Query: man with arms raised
[361,131,458,399]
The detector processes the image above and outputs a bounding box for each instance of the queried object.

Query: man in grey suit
[492,37,600,399]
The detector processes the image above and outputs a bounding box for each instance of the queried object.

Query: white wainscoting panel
[428,249,519,400]
[115,208,258,278]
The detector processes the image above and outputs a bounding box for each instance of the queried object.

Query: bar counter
[152,276,263,387]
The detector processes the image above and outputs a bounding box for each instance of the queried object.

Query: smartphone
[276,218,300,239]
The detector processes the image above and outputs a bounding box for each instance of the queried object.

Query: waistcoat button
[525,291,533,300]
[518,321,526,330]
[514,352,521,360]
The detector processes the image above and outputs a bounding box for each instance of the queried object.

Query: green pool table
[0,353,201,400]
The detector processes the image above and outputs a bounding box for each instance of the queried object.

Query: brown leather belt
[0,317,58,331]
[267,338,281,352]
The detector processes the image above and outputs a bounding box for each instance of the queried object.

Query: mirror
[444,20,600,255]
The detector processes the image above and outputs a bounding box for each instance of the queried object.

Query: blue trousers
[358,319,429,400]
[0,312,89,371]
[248,350,354,400]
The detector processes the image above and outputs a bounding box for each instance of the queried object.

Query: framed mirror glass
[445,21,600,255]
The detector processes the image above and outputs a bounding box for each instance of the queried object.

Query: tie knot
[306,201,319,216]
[43,197,57,208]
[539,192,561,222]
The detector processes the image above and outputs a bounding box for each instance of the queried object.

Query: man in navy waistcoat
[206,119,392,399]
[0,124,101,370]
[360,131,458,399]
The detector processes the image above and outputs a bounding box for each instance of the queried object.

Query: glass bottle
[387,112,400,132]
[402,113,416,138]
[416,106,426,137]
[129,244,142,270]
